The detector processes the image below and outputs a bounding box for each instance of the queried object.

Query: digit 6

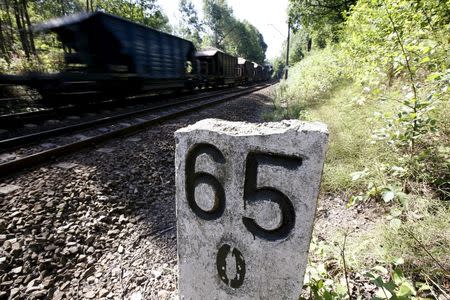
[185,143,226,220]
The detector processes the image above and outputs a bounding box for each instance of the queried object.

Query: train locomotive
[0,11,273,105]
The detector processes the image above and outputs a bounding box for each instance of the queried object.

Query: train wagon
[195,48,237,88]
[237,57,254,85]
[253,63,263,82]
[262,65,273,81]
[33,11,198,100]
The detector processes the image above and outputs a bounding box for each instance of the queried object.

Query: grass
[382,197,450,275]
[268,49,397,195]
[302,81,395,193]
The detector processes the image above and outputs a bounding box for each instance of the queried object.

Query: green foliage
[343,0,449,83]
[95,0,170,32]
[270,48,344,120]
[202,0,234,48]
[366,262,420,299]
[288,0,356,48]
[382,197,450,277]
[176,0,203,47]
[271,55,286,79]
[280,1,450,296]
[342,0,450,200]
[267,49,395,193]
[289,31,307,64]
[301,238,349,300]
[201,0,267,63]
[226,20,267,64]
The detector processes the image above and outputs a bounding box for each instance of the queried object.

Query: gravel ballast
[0,86,275,300]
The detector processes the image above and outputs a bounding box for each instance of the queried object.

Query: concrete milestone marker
[175,119,328,299]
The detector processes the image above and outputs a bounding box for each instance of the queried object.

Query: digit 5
[242,152,302,241]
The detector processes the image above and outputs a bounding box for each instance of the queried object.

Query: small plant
[301,238,349,300]
[348,166,407,206]
[365,259,421,299]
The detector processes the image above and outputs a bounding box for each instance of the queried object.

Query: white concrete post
[175,119,328,299]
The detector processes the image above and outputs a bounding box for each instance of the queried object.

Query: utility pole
[285,21,290,80]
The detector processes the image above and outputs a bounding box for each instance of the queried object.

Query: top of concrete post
[175,118,328,137]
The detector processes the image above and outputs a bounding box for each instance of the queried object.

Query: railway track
[0,83,271,176]
[0,86,228,129]
[0,86,251,147]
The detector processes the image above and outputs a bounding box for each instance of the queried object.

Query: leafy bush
[342,0,450,201]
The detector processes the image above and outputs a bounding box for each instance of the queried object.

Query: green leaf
[421,46,431,54]
[417,282,432,292]
[392,268,405,285]
[318,279,325,289]
[374,287,392,299]
[382,190,395,202]
[397,281,416,297]
[426,73,440,81]
[420,56,430,64]
[351,169,368,181]
[383,280,397,293]
[396,192,408,204]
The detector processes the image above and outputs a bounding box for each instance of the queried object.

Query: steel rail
[0,86,252,150]
[0,86,232,127]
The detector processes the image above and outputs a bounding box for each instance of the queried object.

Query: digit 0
[216,244,246,289]
[185,143,226,220]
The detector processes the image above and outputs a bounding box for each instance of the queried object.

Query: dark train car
[253,63,263,82]
[34,11,198,97]
[195,48,237,87]
[237,57,254,85]
[262,65,273,81]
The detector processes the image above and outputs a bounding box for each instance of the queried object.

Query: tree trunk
[0,19,8,61]
[21,0,36,56]
[307,36,312,52]
[4,0,15,46]
[13,0,30,58]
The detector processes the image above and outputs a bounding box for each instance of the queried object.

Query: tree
[289,30,309,64]
[177,0,203,47]
[226,20,267,63]
[202,0,267,63]
[202,0,234,49]
[95,0,170,31]
[288,0,357,48]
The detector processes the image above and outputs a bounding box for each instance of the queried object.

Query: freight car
[237,57,255,85]
[195,48,237,88]
[41,12,198,96]
[253,63,263,82]
[262,65,273,81]
[0,11,199,103]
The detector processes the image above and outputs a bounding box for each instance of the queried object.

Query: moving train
[0,11,273,104]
